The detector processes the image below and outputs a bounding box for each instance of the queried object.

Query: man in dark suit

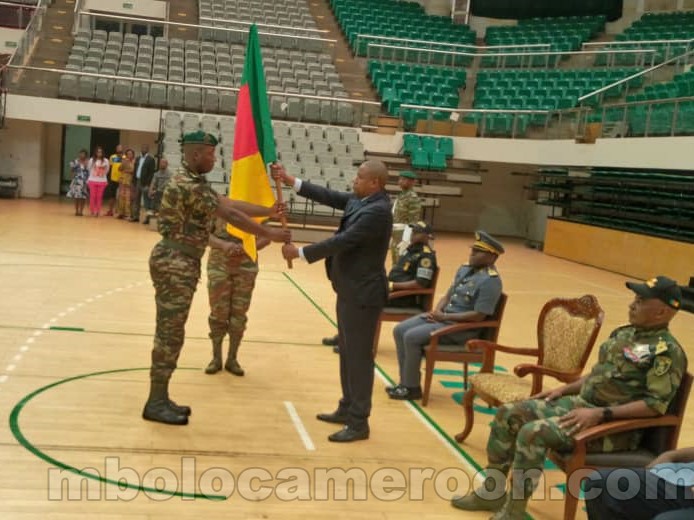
[272,160,392,443]
[131,143,157,222]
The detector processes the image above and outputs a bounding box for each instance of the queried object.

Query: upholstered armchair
[454,295,604,442]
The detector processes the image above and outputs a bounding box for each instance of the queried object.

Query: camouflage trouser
[207,246,259,350]
[149,243,201,383]
[486,396,595,497]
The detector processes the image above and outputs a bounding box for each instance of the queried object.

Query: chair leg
[422,352,434,406]
[463,362,469,389]
[563,489,579,520]
[454,387,476,443]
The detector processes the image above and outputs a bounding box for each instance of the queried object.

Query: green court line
[49,326,85,332]
[282,272,337,326]
[8,367,225,501]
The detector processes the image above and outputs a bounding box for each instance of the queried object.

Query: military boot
[224,336,244,376]
[489,495,529,520]
[451,471,507,512]
[205,337,223,374]
[142,381,188,425]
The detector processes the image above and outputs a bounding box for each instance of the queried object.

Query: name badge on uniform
[623,344,652,365]
[417,267,433,280]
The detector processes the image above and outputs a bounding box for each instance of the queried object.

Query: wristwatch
[601,407,613,423]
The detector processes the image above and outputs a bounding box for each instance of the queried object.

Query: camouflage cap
[626,275,682,310]
[472,230,504,255]
[399,170,417,179]
[180,130,219,147]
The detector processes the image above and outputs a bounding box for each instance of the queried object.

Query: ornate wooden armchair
[372,268,440,357]
[548,371,692,520]
[455,295,604,442]
[421,293,508,406]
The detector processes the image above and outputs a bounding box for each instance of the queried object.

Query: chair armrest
[388,288,433,300]
[573,415,680,445]
[514,364,583,383]
[429,320,499,339]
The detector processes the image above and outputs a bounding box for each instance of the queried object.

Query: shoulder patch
[653,356,672,377]
[420,257,432,268]
[655,339,668,356]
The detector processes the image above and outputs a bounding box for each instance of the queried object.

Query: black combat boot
[142,381,189,425]
[224,336,244,376]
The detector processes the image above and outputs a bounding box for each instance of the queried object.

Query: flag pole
[272,165,292,269]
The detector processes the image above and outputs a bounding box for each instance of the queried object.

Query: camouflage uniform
[149,161,219,384]
[206,218,259,374]
[484,325,686,516]
[390,188,422,263]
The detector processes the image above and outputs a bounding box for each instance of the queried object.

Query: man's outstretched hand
[282,242,300,261]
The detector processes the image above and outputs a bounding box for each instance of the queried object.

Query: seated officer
[452,275,685,520]
[323,221,437,351]
[387,230,504,400]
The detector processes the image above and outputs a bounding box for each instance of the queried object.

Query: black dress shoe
[385,384,403,395]
[388,386,423,400]
[322,335,339,346]
[328,425,370,442]
[316,411,349,424]
[332,346,340,354]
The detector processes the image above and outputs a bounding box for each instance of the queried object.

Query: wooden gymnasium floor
[0,198,692,520]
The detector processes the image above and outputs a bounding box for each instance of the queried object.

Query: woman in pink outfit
[87,146,110,217]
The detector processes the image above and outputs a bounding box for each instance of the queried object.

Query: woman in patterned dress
[65,149,90,216]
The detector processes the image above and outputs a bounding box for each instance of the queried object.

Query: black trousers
[584,468,694,520]
[335,297,382,430]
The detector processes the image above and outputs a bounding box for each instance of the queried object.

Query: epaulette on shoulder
[487,268,498,277]
[422,246,432,253]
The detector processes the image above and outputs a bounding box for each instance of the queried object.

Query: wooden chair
[372,268,439,357]
[421,293,508,406]
[455,295,604,441]
[548,371,692,520]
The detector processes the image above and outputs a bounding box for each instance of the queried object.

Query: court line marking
[284,401,316,452]
[281,273,487,475]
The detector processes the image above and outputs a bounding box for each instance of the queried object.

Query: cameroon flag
[227,24,276,262]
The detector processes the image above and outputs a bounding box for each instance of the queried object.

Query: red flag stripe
[232,84,260,161]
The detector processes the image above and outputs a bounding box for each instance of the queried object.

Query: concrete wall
[0,119,46,198]
[84,0,167,19]
[0,28,25,53]
[42,123,63,196]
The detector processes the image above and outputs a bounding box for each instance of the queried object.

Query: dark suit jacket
[134,154,157,187]
[300,182,392,307]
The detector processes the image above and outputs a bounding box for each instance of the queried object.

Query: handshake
[270,163,300,261]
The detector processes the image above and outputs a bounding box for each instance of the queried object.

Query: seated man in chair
[323,221,437,352]
[387,230,504,400]
[452,275,686,520]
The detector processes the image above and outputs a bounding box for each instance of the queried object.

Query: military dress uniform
[392,231,504,391]
[387,241,437,308]
[390,171,422,263]
[471,276,686,520]
[144,131,220,425]
[206,218,260,376]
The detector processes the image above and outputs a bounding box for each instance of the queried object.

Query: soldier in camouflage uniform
[390,170,422,264]
[205,218,270,376]
[452,275,686,520]
[143,131,290,426]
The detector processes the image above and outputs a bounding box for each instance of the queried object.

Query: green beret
[399,170,417,179]
[180,130,218,147]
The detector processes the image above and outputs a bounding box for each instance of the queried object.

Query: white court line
[0,375,8,383]
[283,401,316,451]
[374,370,485,487]
[26,338,35,344]
[19,345,29,353]
[6,365,16,372]
[12,354,22,362]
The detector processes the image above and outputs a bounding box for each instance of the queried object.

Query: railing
[75,12,337,51]
[7,0,46,67]
[396,103,591,139]
[356,32,551,52]
[578,48,694,106]
[198,16,329,35]
[581,95,694,139]
[366,42,658,69]
[583,38,694,64]
[4,64,381,127]
[72,0,83,36]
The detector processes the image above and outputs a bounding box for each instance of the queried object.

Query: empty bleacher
[331,0,475,56]
[402,134,453,171]
[59,30,349,121]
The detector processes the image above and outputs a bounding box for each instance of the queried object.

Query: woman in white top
[87,146,110,217]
